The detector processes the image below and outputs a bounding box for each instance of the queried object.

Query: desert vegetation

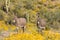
[0,0,60,40]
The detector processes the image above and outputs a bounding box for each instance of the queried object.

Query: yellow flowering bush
[0,21,60,40]
[4,33,44,40]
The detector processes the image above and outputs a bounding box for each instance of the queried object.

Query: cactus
[26,13,30,23]
[5,0,10,13]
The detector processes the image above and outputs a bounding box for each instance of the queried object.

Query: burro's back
[16,18,26,27]
[39,19,46,27]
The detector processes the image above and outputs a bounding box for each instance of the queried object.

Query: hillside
[0,0,60,40]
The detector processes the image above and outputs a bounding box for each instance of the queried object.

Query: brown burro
[13,16,27,32]
[37,17,46,32]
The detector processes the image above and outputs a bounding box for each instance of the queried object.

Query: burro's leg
[16,26,25,33]
[21,27,24,32]
[38,26,45,35]
[21,26,26,33]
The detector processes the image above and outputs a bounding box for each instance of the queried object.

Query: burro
[13,16,26,32]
